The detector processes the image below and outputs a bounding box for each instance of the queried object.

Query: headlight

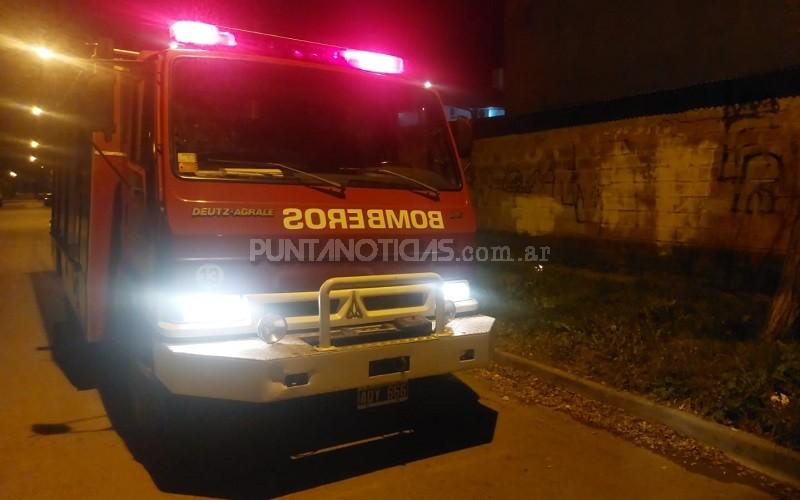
[169,294,252,324]
[442,280,471,302]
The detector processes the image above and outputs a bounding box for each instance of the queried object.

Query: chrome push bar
[317,273,446,350]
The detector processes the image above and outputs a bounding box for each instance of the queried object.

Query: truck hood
[160,181,477,293]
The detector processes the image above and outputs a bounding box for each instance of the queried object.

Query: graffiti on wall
[497,164,554,195]
[558,147,601,223]
[718,98,787,215]
[478,144,600,223]
[473,96,797,247]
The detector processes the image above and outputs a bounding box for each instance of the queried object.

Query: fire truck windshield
[171,58,462,190]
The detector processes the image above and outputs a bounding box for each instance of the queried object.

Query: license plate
[357,381,409,409]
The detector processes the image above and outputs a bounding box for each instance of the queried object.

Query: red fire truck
[51,21,493,431]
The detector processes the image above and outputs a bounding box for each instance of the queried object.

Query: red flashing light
[170,21,237,47]
[168,21,405,75]
[340,49,404,74]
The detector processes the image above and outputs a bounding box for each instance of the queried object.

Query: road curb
[492,349,800,488]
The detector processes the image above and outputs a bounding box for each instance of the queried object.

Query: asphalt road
[0,200,772,499]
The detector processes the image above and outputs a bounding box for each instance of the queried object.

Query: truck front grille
[361,292,426,311]
[259,299,340,318]
[248,282,435,341]
[301,320,432,347]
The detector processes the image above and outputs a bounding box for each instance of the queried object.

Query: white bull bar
[153,272,493,402]
[317,272,447,349]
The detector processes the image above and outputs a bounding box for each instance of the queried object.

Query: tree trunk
[763,201,800,341]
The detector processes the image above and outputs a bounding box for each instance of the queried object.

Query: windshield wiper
[364,162,440,200]
[375,168,439,197]
[207,159,346,193]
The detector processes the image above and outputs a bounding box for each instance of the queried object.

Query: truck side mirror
[450,118,473,158]
[79,70,115,136]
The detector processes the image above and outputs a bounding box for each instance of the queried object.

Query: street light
[33,46,54,60]
[29,155,37,162]
[9,171,18,178]
[31,106,43,116]
[30,140,39,148]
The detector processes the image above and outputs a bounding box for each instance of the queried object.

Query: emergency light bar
[341,49,404,74]
[170,21,237,47]
[168,21,404,74]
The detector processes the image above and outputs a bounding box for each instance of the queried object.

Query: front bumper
[154,314,494,403]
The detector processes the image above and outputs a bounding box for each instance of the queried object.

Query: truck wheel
[129,360,168,436]
[104,280,184,459]
[124,354,186,462]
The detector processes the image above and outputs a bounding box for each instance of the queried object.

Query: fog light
[258,314,288,344]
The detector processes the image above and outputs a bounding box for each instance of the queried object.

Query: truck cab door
[117,64,156,280]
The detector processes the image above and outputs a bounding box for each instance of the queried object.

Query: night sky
[0,0,504,176]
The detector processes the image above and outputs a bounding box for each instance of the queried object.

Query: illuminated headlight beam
[442,280,471,302]
[441,280,478,316]
[172,294,252,324]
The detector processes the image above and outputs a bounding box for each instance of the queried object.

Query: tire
[126,356,184,457]
[103,216,185,460]
[103,308,187,462]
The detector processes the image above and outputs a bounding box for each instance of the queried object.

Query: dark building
[504,0,800,115]
[472,0,800,290]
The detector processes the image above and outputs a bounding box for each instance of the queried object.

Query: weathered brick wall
[472,98,800,254]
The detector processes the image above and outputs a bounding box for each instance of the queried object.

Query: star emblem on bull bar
[346,292,364,319]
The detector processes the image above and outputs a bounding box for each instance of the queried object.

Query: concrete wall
[472,97,800,255]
